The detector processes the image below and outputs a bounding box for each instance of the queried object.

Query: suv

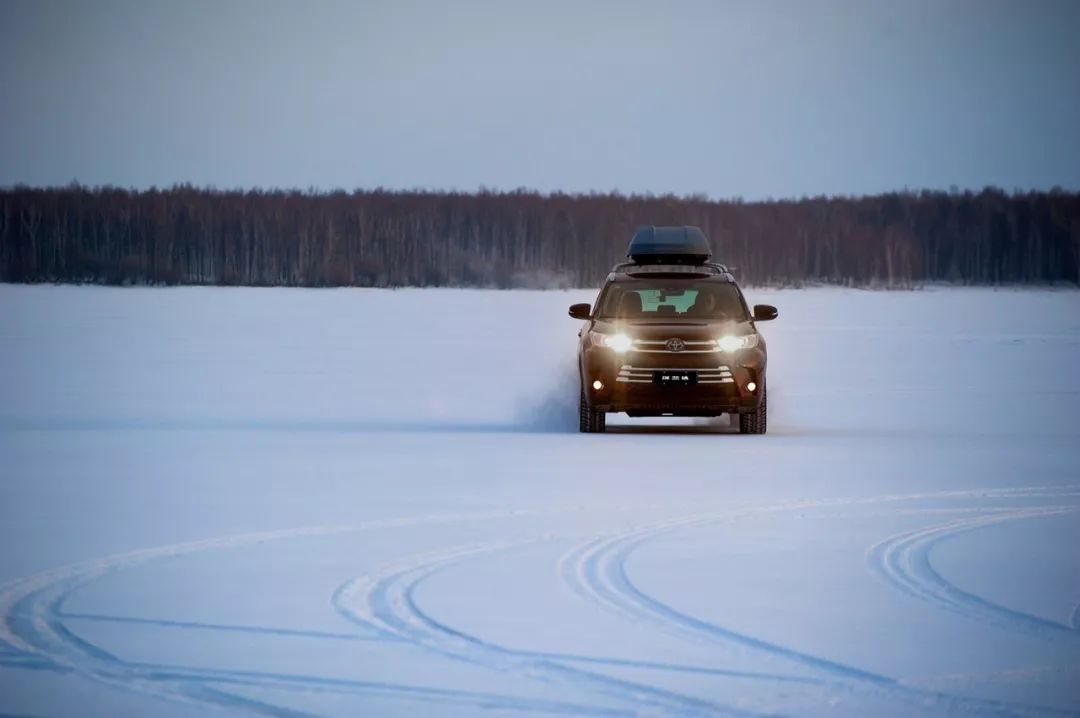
[569,226,777,434]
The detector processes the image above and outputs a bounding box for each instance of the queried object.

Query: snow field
[1,285,1078,717]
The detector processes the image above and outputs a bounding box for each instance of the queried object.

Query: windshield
[597,281,748,321]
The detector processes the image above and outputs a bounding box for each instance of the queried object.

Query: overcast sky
[1,0,1078,199]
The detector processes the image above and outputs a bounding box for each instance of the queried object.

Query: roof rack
[608,262,735,283]
[612,261,729,275]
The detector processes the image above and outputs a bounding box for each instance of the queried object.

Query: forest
[1,184,1078,288]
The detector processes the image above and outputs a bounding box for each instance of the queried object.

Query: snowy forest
[1,185,1078,288]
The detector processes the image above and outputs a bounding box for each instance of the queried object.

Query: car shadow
[603,419,738,435]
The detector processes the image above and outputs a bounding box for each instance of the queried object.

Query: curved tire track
[867,506,1080,640]
[559,487,1080,717]
[334,539,805,718]
[0,509,563,717]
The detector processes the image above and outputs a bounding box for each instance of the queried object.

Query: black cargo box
[627,226,712,265]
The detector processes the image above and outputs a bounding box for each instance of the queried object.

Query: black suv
[569,226,777,434]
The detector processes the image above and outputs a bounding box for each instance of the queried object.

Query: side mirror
[753,304,778,321]
[568,303,591,320]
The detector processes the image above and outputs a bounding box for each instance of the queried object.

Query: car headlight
[590,332,633,352]
[716,334,759,352]
[603,333,633,353]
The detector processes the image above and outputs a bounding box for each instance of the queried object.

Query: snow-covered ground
[1,284,1078,718]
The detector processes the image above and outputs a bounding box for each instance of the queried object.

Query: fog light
[747,381,757,392]
[592,380,604,391]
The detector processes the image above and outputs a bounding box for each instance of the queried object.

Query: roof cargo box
[627,226,712,265]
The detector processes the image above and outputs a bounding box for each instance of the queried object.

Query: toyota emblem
[665,338,686,352]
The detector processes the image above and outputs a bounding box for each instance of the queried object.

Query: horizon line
[3,181,1078,204]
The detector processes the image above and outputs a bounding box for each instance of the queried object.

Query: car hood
[591,318,754,340]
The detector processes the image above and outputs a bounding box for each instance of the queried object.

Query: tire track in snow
[558,486,1080,718]
[0,525,356,657]
[867,506,1080,640]
[557,486,1080,638]
[561,532,886,683]
[0,509,582,718]
[0,524,391,718]
[56,612,387,642]
[1,511,703,717]
[3,490,1076,716]
[0,510,534,656]
[137,662,633,717]
[333,539,806,718]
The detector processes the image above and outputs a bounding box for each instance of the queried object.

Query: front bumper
[581,346,765,416]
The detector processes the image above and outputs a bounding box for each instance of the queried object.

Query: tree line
[1,184,1077,288]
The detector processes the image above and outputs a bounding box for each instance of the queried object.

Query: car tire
[579,389,606,433]
[739,381,767,435]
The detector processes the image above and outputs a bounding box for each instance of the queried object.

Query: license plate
[654,370,697,386]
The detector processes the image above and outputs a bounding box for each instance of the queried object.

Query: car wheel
[579,389,606,433]
[739,381,767,435]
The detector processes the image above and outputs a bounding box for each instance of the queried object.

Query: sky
[1,0,1078,200]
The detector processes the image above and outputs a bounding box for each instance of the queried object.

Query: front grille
[616,364,735,384]
[633,339,717,354]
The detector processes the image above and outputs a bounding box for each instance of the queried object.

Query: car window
[599,282,747,320]
[635,289,699,313]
